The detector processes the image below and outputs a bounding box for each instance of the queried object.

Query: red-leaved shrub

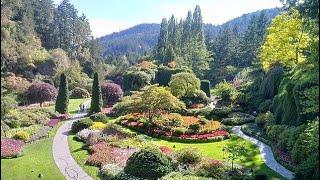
[100,82,123,107]
[27,82,57,106]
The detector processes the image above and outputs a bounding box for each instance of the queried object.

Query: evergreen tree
[156,18,169,63]
[90,72,103,113]
[55,73,69,113]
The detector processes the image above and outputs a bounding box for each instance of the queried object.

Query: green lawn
[1,123,64,180]
[45,98,90,115]
[151,136,282,179]
[68,135,100,180]
[68,122,283,180]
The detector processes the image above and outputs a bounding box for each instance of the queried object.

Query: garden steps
[52,112,93,180]
[232,126,294,180]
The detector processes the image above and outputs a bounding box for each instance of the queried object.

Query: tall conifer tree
[90,72,102,113]
[55,73,69,113]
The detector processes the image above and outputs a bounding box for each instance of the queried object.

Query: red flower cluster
[179,130,229,140]
[56,113,70,120]
[189,103,205,109]
[87,142,136,167]
[47,119,60,127]
[159,146,172,155]
[275,147,294,165]
[1,139,25,158]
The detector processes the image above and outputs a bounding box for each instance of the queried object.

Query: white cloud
[89,19,135,38]
[161,0,283,25]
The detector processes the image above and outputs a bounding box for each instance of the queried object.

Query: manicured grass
[45,98,90,115]
[68,135,100,180]
[151,135,282,179]
[1,123,64,180]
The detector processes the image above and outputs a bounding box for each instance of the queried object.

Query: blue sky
[53,0,283,38]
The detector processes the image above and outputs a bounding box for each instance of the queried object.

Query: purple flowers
[47,119,60,127]
[1,139,25,158]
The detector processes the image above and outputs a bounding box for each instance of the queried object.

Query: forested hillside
[98,8,279,58]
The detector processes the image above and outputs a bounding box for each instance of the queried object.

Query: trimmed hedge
[70,87,90,99]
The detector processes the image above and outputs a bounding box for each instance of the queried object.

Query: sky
[53,0,283,38]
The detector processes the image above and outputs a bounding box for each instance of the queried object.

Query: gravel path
[232,126,294,180]
[52,111,93,180]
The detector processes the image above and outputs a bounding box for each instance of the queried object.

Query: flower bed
[86,141,136,167]
[1,138,25,158]
[47,119,60,127]
[119,114,229,142]
[55,113,70,120]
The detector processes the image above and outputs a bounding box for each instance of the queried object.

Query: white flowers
[76,128,101,141]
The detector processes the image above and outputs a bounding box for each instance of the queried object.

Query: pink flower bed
[56,113,70,120]
[179,130,229,140]
[1,139,25,158]
[159,146,172,155]
[86,142,136,167]
[47,119,60,127]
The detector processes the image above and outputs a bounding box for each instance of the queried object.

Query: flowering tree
[27,82,57,107]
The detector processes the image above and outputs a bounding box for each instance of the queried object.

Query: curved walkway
[232,126,294,180]
[52,112,93,180]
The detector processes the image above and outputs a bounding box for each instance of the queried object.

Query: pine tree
[55,73,69,113]
[90,72,102,114]
[157,18,169,63]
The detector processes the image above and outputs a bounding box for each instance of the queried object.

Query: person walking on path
[79,103,83,112]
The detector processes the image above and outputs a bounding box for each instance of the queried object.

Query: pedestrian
[79,103,82,112]
[82,103,85,112]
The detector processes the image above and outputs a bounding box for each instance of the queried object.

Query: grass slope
[1,123,64,180]
[68,135,100,180]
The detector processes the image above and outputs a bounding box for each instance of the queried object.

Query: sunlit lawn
[1,123,64,180]
[45,98,90,115]
[68,121,282,180]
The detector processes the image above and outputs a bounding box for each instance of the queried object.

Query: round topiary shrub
[124,148,174,179]
[71,118,93,133]
[70,87,90,99]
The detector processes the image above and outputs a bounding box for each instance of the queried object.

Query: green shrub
[100,163,123,179]
[123,71,151,92]
[200,80,211,97]
[255,111,274,129]
[195,159,227,178]
[1,95,18,117]
[13,131,30,142]
[259,66,284,99]
[188,124,201,134]
[124,148,174,179]
[258,99,272,113]
[2,125,42,138]
[160,172,211,180]
[182,90,210,105]
[172,127,187,136]
[89,113,107,122]
[221,112,255,125]
[210,106,232,118]
[71,118,93,133]
[212,81,239,104]
[169,72,200,98]
[155,65,191,86]
[266,125,287,141]
[70,87,90,99]
[175,148,202,165]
